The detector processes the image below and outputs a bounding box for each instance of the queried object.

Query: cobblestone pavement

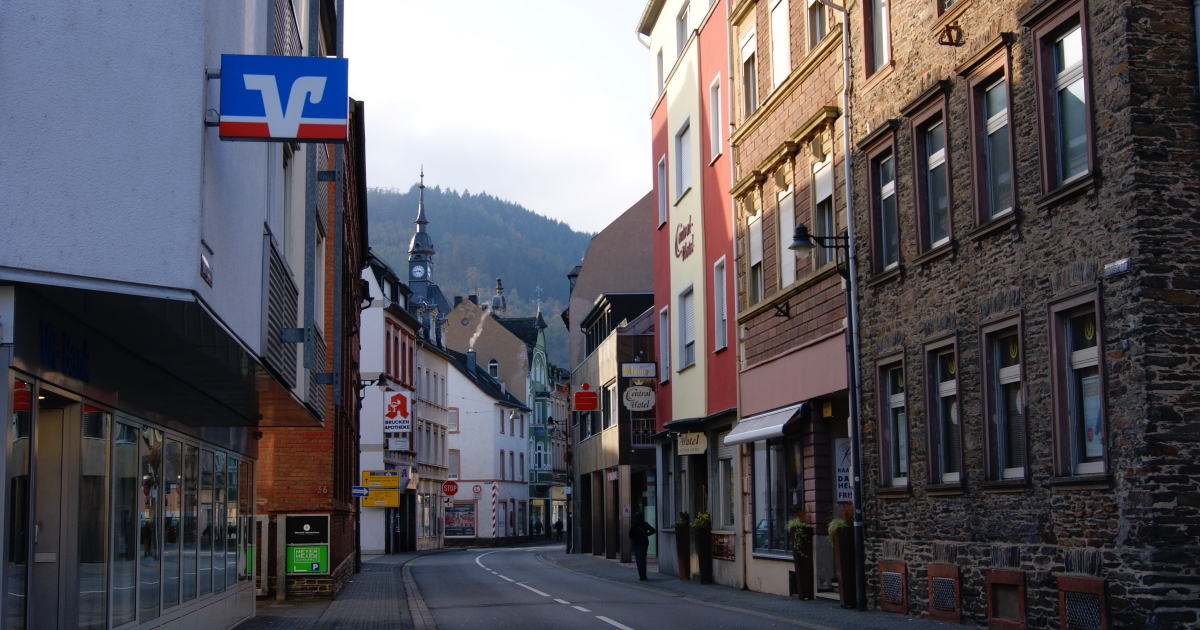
[542,550,952,630]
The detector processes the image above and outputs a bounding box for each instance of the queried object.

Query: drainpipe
[1194,0,1199,112]
[815,0,867,611]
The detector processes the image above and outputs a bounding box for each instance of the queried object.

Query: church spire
[414,166,428,228]
[408,167,435,258]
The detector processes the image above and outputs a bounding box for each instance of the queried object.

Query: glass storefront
[5,377,254,630]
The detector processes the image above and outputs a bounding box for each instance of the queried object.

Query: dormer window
[489,360,499,378]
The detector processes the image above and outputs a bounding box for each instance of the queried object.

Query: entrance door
[30,389,77,630]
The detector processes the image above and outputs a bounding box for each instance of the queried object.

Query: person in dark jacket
[553,518,564,541]
[629,511,656,580]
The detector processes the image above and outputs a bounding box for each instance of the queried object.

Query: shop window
[1050,296,1106,476]
[927,345,962,485]
[226,456,239,587]
[984,324,1026,480]
[139,427,164,620]
[213,451,227,593]
[163,440,182,608]
[716,430,735,529]
[752,437,803,554]
[877,362,909,487]
[78,407,110,629]
[182,445,200,599]
[199,449,214,596]
[112,423,140,625]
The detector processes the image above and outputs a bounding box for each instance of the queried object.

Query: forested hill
[367,185,594,367]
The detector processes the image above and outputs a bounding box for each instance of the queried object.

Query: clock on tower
[412,264,426,279]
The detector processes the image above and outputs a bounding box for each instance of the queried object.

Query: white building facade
[446,351,531,542]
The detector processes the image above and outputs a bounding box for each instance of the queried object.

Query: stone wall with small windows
[846,0,1200,622]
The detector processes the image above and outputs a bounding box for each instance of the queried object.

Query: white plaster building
[446,350,531,541]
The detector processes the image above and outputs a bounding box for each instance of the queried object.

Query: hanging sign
[573,383,598,410]
[384,392,411,432]
[835,438,853,502]
[623,386,655,411]
[621,363,657,378]
[219,54,349,142]
[678,432,708,455]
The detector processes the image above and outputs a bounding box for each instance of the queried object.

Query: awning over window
[723,402,808,446]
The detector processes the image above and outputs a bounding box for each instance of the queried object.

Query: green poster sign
[287,545,329,574]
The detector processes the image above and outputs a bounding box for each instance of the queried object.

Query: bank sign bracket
[214,54,349,143]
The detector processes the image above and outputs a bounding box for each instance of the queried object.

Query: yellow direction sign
[362,470,400,488]
[362,489,399,508]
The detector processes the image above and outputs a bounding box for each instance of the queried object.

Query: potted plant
[674,512,691,580]
[693,511,714,584]
[828,504,856,608]
[787,513,815,599]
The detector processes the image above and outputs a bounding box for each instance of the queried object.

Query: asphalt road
[412,546,833,630]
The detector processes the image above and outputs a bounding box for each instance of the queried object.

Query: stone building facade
[726,0,855,600]
[846,0,1200,622]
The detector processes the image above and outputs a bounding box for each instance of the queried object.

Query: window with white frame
[709,76,722,161]
[659,306,670,381]
[930,348,961,483]
[813,157,835,267]
[657,156,668,225]
[882,364,908,486]
[448,408,459,432]
[1066,310,1103,474]
[922,119,950,247]
[1053,25,1088,183]
[657,49,665,96]
[770,0,790,88]
[741,33,758,118]
[876,153,899,270]
[778,186,796,286]
[867,0,891,74]
[713,258,728,350]
[716,430,735,528]
[990,329,1025,479]
[679,287,696,369]
[675,120,692,199]
[808,0,827,48]
[448,450,460,480]
[676,2,691,57]
[983,78,1013,218]
[748,206,765,304]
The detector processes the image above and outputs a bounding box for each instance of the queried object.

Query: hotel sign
[678,432,708,455]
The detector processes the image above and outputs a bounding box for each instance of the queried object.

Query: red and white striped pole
[491,481,499,538]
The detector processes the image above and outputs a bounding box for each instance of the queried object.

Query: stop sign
[442,480,459,496]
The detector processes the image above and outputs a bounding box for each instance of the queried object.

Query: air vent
[1064,592,1102,630]
[932,577,957,611]
[882,572,904,604]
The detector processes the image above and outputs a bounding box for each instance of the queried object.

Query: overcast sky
[344,1,652,234]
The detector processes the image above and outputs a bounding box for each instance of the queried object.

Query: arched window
[488,359,499,378]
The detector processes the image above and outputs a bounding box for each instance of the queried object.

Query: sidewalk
[541,550,953,630]
[237,548,462,630]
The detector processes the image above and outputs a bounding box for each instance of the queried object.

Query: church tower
[407,169,435,301]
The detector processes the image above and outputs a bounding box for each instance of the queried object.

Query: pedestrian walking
[628,511,656,581]
[553,518,564,541]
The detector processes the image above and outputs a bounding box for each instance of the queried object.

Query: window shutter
[771,0,790,88]
[750,216,764,265]
[717,430,734,460]
[683,291,696,346]
[815,159,833,202]
[778,193,796,286]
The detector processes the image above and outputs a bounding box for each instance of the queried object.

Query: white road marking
[498,575,515,582]
[597,616,636,630]
[516,583,550,596]
[573,606,592,612]
[554,598,571,605]
[490,571,498,574]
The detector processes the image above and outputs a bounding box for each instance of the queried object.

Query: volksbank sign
[219,54,349,142]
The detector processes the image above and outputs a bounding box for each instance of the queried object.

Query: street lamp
[789,221,868,611]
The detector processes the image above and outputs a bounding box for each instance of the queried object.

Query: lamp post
[790,222,867,611]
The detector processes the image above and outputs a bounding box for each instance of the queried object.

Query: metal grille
[882,572,903,604]
[307,327,327,419]
[932,577,957,611]
[1065,592,1102,630]
[265,240,299,388]
[271,0,302,56]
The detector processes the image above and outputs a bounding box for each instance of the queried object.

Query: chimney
[466,350,476,374]
[454,296,463,306]
[468,294,478,305]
